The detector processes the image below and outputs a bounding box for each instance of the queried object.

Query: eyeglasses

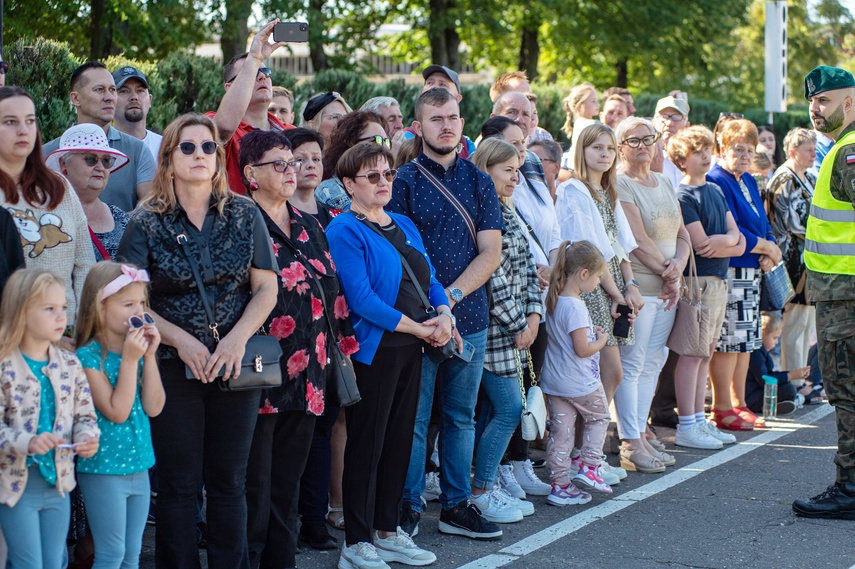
[177,141,218,155]
[252,159,303,173]
[620,134,659,148]
[226,66,272,84]
[658,113,685,122]
[354,169,397,184]
[129,312,156,330]
[719,112,744,120]
[0,62,8,74]
[79,153,117,168]
[357,135,392,149]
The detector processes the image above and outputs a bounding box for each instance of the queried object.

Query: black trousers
[246,410,316,568]
[506,322,547,461]
[298,402,341,527]
[650,349,680,421]
[343,343,423,545]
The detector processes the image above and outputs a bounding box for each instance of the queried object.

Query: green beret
[804,65,855,99]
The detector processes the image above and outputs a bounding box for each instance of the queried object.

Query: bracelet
[437,311,455,329]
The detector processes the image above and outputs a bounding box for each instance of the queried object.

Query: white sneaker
[600,455,627,480]
[374,528,437,566]
[675,423,724,450]
[702,420,736,444]
[339,542,391,569]
[469,490,523,523]
[421,472,440,502]
[491,485,535,516]
[510,459,552,496]
[496,464,526,499]
[595,462,620,486]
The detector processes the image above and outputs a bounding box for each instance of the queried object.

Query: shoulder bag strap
[88,227,111,261]
[513,206,548,259]
[172,217,220,342]
[413,160,477,245]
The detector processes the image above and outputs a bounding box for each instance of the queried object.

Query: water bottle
[762,375,778,420]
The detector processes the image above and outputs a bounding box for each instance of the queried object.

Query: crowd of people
[0,18,854,569]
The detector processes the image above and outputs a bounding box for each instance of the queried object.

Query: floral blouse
[257,202,359,416]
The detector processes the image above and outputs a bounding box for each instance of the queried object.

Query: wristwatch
[437,309,456,330]
[626,279,640,289]
[447,286,464,303]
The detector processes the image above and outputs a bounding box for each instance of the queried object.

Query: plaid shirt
[484,204,544,378]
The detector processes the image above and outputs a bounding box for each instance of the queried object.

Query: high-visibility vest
[804,130,855,275]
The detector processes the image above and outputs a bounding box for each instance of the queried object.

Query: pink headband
[102,265,150,299]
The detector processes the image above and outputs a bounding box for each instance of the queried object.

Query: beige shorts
[697,276,728,345]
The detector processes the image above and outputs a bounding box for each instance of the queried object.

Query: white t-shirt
[540,296,602,398]
[143,130,163,162]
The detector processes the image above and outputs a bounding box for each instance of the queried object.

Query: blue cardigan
[706,163,775,269]
[326,211,449,365]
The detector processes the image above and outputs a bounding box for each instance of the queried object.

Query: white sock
[678,415,695,432]
[695,412,707,425]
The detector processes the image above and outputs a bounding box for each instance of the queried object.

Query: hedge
[5,37,813,146]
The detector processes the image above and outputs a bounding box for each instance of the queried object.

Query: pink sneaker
[546,483,591,506]
[572,464,613,493]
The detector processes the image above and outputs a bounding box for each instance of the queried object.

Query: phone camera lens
[300,24,307,31]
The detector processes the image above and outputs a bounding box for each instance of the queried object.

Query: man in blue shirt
[389,88,505,540]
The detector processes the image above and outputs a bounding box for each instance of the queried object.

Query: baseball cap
[654,96,690,117]
[422,65,461,94]
[112,66,149,90]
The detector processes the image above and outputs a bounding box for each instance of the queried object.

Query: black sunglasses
[226,66,272,85]
[0,62,7,74]
[357,135,392,149]
[177,141,218,155]
[355,169,397,184]
[79,153,117,169]
[129,312,156,330]
[251,159,303,173]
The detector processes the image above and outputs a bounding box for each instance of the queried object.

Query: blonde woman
[559,83,599,178]
[117,113,278,567]
[300,92,352,147]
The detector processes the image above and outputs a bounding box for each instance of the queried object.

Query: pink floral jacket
[0,346,100,506]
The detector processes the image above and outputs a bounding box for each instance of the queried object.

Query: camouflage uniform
[807,120,855,484]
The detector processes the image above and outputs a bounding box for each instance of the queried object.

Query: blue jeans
[472,369,523,489]
[78,471,150,569]
[403,329,488,511]
[0,466,70,569]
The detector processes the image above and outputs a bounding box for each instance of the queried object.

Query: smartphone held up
[274,22,309,43]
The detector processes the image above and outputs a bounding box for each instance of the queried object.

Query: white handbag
[517,350,547,441]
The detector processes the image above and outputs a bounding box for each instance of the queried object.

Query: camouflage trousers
[816,300,855,483]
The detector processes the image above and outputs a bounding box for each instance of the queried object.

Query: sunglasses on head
[357,135,392,149]
[355,169,397,184]
[79,153,117,169]
[226,66,272,84]
[177,141,218,155]
[129,312,156,330]
[719,112,744,120]
[251,159,303,173]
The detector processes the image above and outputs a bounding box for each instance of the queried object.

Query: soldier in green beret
[793,65,855,519]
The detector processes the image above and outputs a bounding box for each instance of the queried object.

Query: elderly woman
[300,91,352,147]
[237,130,358,567]
[117,113,278,567]
[767,127,818,370]
[613,117,689,471]
[315,111,389,211]
[707,119,782,431]
[327,143,451,568]
[47,124,130,261]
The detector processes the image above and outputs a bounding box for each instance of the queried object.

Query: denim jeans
[472,369,523,489]
[0,466,70,569]
[78,471,150,569]
[403,329,488,511]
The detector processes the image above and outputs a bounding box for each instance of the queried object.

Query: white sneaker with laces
[510,459,552,496]
[491,484,535,516]
[675,423,724,450]
[469,490,524,523]
[421,472,440,502]
[595,462,620,486]
[600,455,627,480]
[339,542,391,569]
[496,464,526,499]
[702,420,737,444]
[374,528,437,566]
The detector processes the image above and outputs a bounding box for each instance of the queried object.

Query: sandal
[620,447,666,473]
[735,406,766,429]
[648,438,667,452]
[650,448,676,466]
[326,507,345,530]
[804,387,824,405]
[712,408,754,431]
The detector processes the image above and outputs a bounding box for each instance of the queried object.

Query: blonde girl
[0,268,100,569]
[559,83,600,175]
[541,241,612,506]
[74,261,165,568]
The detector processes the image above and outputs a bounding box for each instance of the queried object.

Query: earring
[249,181,259,191]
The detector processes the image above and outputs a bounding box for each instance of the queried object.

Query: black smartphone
[274,22,309,43]
[613,304,632,339]
[453,339,476,362]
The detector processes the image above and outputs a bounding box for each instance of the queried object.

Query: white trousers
[781,303,816,370]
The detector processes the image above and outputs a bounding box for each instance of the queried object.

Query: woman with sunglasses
[706,119,782,431]
[236,129,359,567]
[327,142,451,568]
[613,117,690,471]
[47,124,131,261]
[117,113,279,568]
[315,110,390,210]
[0,87,95,326]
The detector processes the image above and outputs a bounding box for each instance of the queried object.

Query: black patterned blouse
[257,202,359,416]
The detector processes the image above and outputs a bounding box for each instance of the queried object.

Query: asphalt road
[140,403,855,569]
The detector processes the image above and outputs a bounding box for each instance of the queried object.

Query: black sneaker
[298,523,338,550]
[530,458,546,469]
[399,504,421,537]
[438,501,502,540]
[777,400,797,415]
[793,483,855,519]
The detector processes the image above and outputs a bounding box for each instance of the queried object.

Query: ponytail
[546,240,606,314]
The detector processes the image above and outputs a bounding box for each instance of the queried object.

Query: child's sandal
[712,408,754,431]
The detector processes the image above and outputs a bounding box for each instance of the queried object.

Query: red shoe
[712,408,754,431]
[735,406,766,428]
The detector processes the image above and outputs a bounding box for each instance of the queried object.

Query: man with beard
[794,65,855,519]
[112,66,162,161]
[389,88,505,540]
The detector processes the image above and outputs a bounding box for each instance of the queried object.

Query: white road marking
[458,404,836,569]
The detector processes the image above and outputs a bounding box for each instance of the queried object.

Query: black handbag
[174,220,283,391]
[278,233,361,408]
[352,212,456,364]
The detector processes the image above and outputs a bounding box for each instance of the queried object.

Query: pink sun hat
[46,123,130,173]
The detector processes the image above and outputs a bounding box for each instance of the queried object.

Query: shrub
[149,51,224,132]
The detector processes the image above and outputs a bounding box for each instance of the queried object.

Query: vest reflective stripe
[804,130,855,275]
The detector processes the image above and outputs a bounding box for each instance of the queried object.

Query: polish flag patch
[847,154,855,164]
